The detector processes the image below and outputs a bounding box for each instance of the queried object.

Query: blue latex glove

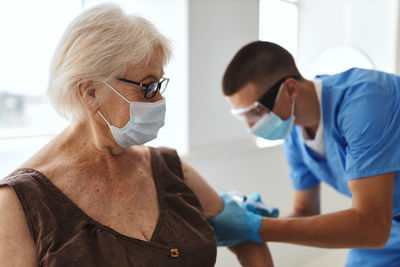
[241,192,279,218]
[207,192,263,247]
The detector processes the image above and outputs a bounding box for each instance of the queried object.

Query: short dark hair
[222,41,302,96]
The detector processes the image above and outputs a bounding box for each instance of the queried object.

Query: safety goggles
[230,75,299,124]
[231,101,270,124]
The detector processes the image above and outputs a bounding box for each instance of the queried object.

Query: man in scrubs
[218,41,400,266]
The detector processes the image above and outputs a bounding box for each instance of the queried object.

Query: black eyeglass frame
[117,77,169,99]
[258,75,299,111]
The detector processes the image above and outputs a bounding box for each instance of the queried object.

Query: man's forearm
[229,243,273,267]
[260,208,391,249]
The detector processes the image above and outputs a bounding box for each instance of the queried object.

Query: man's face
[227,82,264,109]
[227,82,267,128]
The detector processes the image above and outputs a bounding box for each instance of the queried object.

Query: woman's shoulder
[127,145,178,158]
[0,185,28,224]
[0,185,38,266]
[149,146,182,174]
[149,145,178,155]
[0,168,39,187]
[137,145,181,167]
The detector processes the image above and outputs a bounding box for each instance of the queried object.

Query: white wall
[188,0,260,153]
[296,0,399,78]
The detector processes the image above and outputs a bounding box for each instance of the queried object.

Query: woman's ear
[77,81,100,114]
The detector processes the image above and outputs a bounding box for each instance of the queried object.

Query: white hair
[47,3,171,121]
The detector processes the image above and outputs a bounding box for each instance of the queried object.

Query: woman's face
[100,55,165,129]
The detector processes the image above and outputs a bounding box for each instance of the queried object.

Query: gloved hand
[241,192,279,218]
[207,192,263,247]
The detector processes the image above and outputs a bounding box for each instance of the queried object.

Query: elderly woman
[0,4,273,267]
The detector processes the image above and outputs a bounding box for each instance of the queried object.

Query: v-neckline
[17,147,165,248]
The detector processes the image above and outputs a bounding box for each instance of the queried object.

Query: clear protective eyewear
[230,75,299,124]
[231,101,270,124]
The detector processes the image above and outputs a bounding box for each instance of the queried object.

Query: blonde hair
[47,3,171,121]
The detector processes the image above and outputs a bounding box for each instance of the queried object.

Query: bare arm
[0,186,38,267]
[228,243,273,267]
[181,159,273,267]
[260,173,394,248]
[283,184,320,218]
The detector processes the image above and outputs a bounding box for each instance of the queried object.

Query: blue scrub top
[284,68,400,219]
[284,68,400,266]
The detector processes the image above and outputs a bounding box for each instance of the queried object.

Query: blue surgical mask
[249,100,295,140]
[98,83,166,148]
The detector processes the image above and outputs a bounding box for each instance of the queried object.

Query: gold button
[170,248,179,258]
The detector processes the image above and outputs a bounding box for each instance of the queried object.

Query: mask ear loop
[97,82,130,127]
[97,111,112,127]
[105,82,130,103]
[275,83,285,102]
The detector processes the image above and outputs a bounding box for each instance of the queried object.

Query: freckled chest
[52,155,160,241]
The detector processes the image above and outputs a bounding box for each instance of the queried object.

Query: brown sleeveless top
[0,147,217,267]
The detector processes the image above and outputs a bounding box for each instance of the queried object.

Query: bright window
[0,1,82,176]
[0,1,81,138]
[258,0,298,148]
[259,0,298,57]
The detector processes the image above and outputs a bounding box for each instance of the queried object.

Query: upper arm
[180,159,223,219]
[229,243,274,267]
[348,173,395,243]
[0,186,38,267]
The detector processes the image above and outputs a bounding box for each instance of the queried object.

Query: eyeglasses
[231,75,299,124]
[117,77,169,99]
